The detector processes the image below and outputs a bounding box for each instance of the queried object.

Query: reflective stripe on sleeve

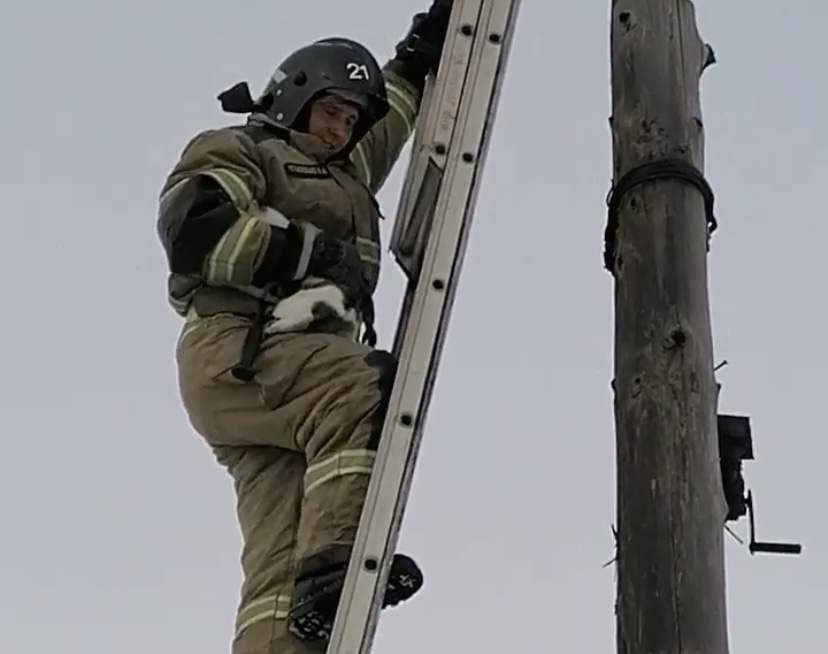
[386,80,418,136]
[350,141,372,187]
[356,236,381,267]
[204,215,261,284]
[201,168,255,210]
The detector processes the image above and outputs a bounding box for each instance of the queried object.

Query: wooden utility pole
[605,1,729,653]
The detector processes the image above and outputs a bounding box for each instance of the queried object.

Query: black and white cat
[265,276,362,341]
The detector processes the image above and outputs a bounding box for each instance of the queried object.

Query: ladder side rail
[326,1,521,651]
[336,7,480,642]
[417,0,521,378]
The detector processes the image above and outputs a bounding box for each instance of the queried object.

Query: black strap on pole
[603,157,718,271]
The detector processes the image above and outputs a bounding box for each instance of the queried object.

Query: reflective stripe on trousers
[304,448,376,495]
[235,592,293,637]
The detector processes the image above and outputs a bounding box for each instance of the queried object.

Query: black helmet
[256,37,388,147]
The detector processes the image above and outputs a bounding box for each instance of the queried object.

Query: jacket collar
[248,113,334,163]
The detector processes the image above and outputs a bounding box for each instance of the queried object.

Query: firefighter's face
[308,96,360,155]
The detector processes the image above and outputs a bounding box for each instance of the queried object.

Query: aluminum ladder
[326,0,522,650]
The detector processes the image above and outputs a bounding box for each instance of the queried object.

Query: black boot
[288,546,424,644]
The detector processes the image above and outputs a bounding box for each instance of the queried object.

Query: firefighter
[155,2,453,652]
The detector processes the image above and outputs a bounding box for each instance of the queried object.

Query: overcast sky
[1,1,824,652]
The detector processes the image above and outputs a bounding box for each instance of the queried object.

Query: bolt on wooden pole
[606,1,729,653]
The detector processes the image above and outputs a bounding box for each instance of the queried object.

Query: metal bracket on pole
[745,491,802,556]
[718,413,802,556]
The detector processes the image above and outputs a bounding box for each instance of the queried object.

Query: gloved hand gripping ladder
[325,0,522,651]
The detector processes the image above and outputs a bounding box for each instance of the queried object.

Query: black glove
[306,232,366,297]
[390,0,454,89]
[305,229,378,346]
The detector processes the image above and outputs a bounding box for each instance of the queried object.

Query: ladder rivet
[489,33,502,44]
[434,143,447,155]
[400,413,414,427]
[432,279,445,290]
[460,24,474,36]
[462,152,474,162]
[364,557,379,572]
